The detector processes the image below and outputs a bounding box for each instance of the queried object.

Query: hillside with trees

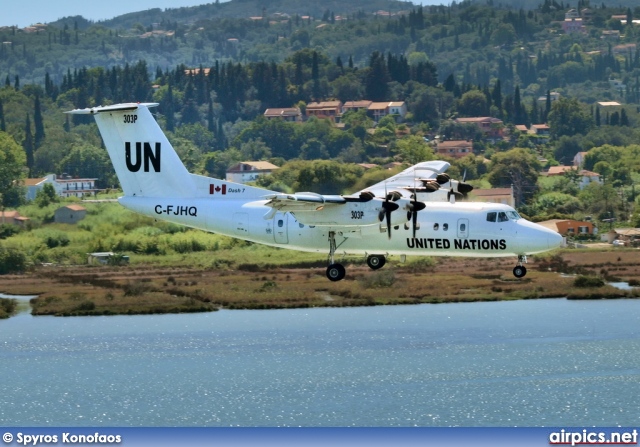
[2,0,640,252]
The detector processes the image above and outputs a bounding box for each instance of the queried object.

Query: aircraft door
[457,218,469,238]
[273,212,289,244]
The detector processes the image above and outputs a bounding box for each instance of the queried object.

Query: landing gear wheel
[366,255,386,270]
[326,263,346,282]
[513,265,527,278]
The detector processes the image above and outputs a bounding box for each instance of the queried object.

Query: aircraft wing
[264,192,346,210]
[362,160,451,198]
[261,192,346,219]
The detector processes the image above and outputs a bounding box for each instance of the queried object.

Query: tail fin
[66,103,195,198]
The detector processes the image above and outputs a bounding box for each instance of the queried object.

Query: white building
[24,174,100,200]
[226,161,279,184]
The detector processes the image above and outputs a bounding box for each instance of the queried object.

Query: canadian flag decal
[209,184,227,195]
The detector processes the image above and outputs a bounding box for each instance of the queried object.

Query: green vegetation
[0,298,17,319]
[1,0,640,318]
[0,0,638,229]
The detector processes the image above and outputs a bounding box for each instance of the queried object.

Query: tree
[0,99,5,132]
[365,52,390,101]
[394,135,434,164]
[0,132,26,208]
[457,90,488,117]
[554,135,583,165]
[33,95,45,148]
[23,114,34,176]
[34,183,58,207]
[547,97,593,139]
[487,148,540,206]
[57,144,117,188]
[240,138,271,160]
[534,192,582,217]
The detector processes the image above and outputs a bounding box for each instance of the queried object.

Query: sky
[3,0,440,28]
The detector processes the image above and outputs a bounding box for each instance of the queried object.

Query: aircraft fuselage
[121,196,560,258]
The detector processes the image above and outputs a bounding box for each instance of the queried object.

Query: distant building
[537,92,561,103]
[54,175,100,198]
[226,161,279,184]
[573,151,588,167]
[367,101,407,122]
[597,101,622,107]
[601,30,621,40]
[436,140,473,159]
[0,211,29,227]
[538,219,596,236]
[562,17,585,34]
[306,101,342,122]
[605,228,640,246]
[24,174,100,200]
[87,252,129,265]
[530,124,550,136]
[546,166,601,189]
[24,176,52,201]
[454,117,504,141]
[342,100,373,114]
[515,124,529,133]
[609,78,626,92]
[54,204,87,224]
[263,108,302,122]
[469,187,515,207]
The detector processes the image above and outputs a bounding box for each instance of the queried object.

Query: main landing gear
[325,232,389,281]
[513,255,527,278]
[366,254,386,270]
[326,231,346,281]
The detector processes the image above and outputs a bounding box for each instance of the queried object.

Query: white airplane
[67,103,563,281]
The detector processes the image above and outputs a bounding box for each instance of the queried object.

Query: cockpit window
[486,212,497,222]
[498,212,509,222]
[507,211,521,220]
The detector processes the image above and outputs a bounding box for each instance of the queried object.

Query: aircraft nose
[548,231,564,250]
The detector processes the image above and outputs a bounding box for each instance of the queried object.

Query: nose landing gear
[513,255,527,278]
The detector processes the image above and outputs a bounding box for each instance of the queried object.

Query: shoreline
[0,250,639,318]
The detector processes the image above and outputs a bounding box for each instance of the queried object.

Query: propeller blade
[406,199,426,239]
[412,209,418,238]
[379,195,399,239]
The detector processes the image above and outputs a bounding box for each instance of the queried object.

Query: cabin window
[433,223,439,231]
[498,212,509,222]
[487,212,497,222]
[443,223,448,231]
[278,219,284,228]
[460,223,466,232]
[299,223,304,228]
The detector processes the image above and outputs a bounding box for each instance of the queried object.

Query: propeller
[406,169,426,238]
[378,187,402,239]
[406,195,426,238]
[447,170,473,202]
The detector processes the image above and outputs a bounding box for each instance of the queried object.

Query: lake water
[1,297,640,427]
